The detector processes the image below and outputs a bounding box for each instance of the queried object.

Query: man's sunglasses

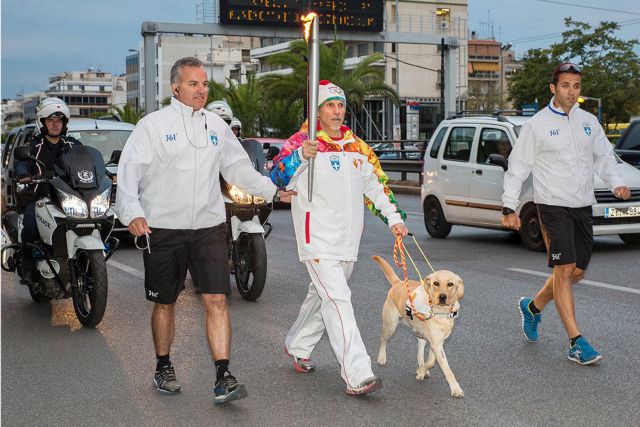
[554,62,582,74]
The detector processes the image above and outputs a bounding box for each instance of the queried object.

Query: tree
[508,19,640,123]
[113,104,145,124]
[223,73,263,136]
[467,80,502,111]
[259,39,399,126]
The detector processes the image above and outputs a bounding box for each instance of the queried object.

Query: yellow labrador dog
[372,255,465,398]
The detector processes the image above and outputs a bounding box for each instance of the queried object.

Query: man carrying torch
[270,75,408,395]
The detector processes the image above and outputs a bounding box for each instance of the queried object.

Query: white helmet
[206,100,233,123]
[35,97,70,136]
[230,118,242,129]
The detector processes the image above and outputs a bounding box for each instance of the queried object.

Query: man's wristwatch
[502,207,515,216]
[272,191,281,204]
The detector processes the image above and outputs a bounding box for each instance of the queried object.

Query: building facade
[45,69,126,118]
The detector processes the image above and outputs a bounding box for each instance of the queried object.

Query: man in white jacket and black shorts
[270,80,408,395]
[501,62,631,365]
[116,57,293,403]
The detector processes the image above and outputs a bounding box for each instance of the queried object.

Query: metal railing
[367,140,427,184]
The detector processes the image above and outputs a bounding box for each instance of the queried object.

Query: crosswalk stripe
[508,268,640,295]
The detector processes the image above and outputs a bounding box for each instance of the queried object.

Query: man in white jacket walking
[116,57,293,403]
[270,80,408,395]
[501,62,631,365]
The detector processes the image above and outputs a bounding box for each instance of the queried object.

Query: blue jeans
[21,202,38,247]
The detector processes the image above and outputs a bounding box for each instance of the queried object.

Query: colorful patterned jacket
[270,122,406,261]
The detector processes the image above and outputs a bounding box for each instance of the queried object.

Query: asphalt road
[2,194,639,426]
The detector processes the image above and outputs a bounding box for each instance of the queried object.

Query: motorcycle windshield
[55,145,106,190]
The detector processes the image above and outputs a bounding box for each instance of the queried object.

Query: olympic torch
[302,12,319,202]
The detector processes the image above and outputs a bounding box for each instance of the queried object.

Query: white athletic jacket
[115,97,276,229]
[270,125,406,262]
[503,99,625,210]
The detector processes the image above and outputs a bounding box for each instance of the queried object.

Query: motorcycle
[220,138,277,301]
[1,144,119,327]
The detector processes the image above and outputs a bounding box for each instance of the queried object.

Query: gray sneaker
[346,376,383,396]
[153,365,181,394]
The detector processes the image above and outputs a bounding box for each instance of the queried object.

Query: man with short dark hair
[116,57,293,403]
[502,62,631,365]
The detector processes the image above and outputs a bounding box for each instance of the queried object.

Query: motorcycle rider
[14,97,81,283]
[205,100,233,125]
[230,118,242,138]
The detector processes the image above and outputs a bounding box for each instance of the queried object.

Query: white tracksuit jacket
[270,127,406,262]
[503,99,625,210]
[115,97,277,229]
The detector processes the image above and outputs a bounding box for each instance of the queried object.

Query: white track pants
[285,259,373,387]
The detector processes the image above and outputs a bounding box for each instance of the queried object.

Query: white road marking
[508,268,640,295]
[108,260,145,280]
[405,211,423,216]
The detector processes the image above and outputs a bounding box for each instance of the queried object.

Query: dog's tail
[371,255,401,287]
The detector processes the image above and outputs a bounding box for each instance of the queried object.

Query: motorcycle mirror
[107,150,122,165]
[14,145,34,161]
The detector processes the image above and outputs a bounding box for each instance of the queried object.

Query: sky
[2,0,639,99]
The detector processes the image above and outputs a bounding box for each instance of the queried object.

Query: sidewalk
[388,179,421,195]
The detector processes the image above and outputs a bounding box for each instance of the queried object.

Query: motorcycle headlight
[90,187,111,218]
[253,196,266,204]
[55,189,88,218]
[228,185,253,205]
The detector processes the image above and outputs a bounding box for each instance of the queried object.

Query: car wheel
[423,198,451,238]
[619,233,640,245]
[519,204,546,252]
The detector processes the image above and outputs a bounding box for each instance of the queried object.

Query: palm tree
[259,39,399,118]
[223,73,263,136]
[113,104,145,124]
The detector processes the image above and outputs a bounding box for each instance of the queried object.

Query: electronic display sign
[220,1,384,32]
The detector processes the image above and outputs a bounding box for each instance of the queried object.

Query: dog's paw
[415,366,430,380]
[450,387,464,398]
[377,354,387,365]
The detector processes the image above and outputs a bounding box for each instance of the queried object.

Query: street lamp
[578,96,602,124]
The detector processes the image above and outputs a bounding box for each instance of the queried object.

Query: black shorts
[537,204,593,270]
[142,224,230,304]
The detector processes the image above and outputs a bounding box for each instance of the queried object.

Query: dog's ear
[456,275,464,300]
[425,273,433,288]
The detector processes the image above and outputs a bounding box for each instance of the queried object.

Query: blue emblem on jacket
[330,155,341,171]
[583,122,591,136]
[209,130,218,146]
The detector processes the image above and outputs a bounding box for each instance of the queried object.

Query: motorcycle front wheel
[234,233,267,301]
[72,250,108,328]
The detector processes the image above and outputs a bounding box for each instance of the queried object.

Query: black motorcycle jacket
[14,133,82,198]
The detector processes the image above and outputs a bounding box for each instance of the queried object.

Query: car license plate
[604,206,640,218]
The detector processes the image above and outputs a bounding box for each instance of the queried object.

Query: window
[429,127,448,158]
[443,127,475,161]
[619,122,640,150]
[392,67,396,85]
[358,43,369,56]
[477,128,511,163]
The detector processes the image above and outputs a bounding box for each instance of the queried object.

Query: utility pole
[394,0,401,141]
[440,38,445,120]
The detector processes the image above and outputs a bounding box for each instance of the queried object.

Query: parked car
[1,119,135,232]
[614,119,640,169]
[369,141,423,160]
[421,115,640,251]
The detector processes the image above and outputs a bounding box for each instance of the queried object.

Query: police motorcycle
[1,144,119,328]
[207,102,273,301]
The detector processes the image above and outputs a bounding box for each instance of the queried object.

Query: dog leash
[393,233,457,321]
[393,233,432,321]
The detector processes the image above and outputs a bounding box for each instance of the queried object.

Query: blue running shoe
[518,297,541,342]
[568,337,603,365]
[214,373,248,404]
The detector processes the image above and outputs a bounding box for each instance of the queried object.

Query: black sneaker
[214,373,248,404]
[153,365,181,394]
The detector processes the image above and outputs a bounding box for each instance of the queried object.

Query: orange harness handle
[393,235,428,321]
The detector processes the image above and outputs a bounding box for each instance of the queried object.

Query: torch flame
[301,13,317,43]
